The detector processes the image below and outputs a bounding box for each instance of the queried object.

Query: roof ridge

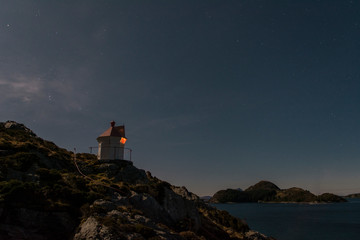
[98,125,126,138]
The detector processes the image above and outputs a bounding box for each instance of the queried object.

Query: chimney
[110,121,115,127]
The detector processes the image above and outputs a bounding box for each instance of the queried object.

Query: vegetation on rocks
[211,189,249,203]
[0,121,274,240]
[317,193,347,203]
[245,181,280,192]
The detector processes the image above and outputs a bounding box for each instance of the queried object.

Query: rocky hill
[0,121,274,240]
[345,193,360,198]
[210,181,346,204]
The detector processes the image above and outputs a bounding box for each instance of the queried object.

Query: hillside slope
[0,121,274,240]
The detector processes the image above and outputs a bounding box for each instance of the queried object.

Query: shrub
[62,173,89,191]
[151,181,171,204]
[134,223,156,238]
[37,168,62,183]
[0,179,48,208]
[200,206,249,233]
[132,184,150,194]
[0,152,40,171]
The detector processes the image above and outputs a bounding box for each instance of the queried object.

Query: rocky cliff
[0,121,274,240]
[210,181,347,203]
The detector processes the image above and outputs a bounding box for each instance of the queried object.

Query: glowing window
[120,137,127,144]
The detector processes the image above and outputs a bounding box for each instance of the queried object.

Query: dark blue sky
[1,0,360,196]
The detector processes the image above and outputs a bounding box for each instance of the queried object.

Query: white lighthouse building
[97,121,127,160]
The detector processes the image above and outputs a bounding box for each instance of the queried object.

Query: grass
[0,179,49,208]
[0,152,40,172]
[96,215,157,238]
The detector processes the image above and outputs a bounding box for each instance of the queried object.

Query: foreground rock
[0,121,275,240]
[210,181,347,203]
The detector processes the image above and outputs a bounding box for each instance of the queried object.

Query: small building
[97,121,127,160]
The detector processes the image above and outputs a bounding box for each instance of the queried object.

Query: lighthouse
[97,121,127,160]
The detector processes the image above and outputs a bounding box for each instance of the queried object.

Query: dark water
[213,199,360,240]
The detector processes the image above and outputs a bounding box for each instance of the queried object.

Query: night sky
[1,0,360,196]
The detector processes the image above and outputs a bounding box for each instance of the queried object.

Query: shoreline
[212,201,345,205]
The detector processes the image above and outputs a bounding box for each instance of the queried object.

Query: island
[346,193,360,198]
[210,181,347,203]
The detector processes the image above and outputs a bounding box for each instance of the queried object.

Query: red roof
[98,122,126,138]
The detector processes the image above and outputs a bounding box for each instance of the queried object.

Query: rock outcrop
[245,181,280,192]
[0,121,275,240]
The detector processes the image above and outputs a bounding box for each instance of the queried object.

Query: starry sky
[1,0,360,196]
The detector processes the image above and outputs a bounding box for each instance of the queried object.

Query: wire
[72,148,126,194]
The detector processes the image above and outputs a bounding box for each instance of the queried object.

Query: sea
[212,199,360,240]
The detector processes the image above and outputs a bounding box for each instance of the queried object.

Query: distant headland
[346,193,360,198]
[209,181,347,204]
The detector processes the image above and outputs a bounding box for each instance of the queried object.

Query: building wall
[97,136,125,160]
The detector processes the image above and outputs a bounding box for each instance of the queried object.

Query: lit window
[120,137,127,144]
